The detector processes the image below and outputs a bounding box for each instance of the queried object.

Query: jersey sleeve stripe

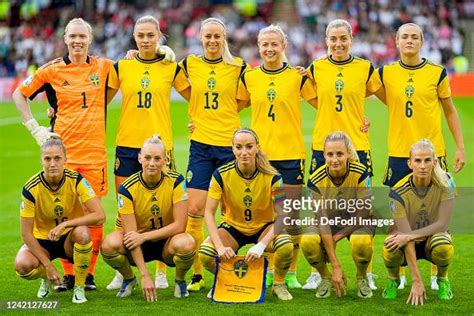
[113,61,119,79]
[118,185,133,201]
[173,174,185,189]
[300,76,308,90]
[438,68,448,86]
[173,64,181,82]
[22,187,35,203]
[213,170,224,188]
[389,189,404,207]
[378,67,384,86]
[182,57,188,76]
[309,64,315,79]
[271,174,282,186]
[239,61,247,78]
[367,64,375,83]
[240,72,247,89]
[24,175,41,190]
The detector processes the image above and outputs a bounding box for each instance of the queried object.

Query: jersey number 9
[244,209,252,221]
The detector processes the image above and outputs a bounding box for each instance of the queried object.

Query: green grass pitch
[0,97,472,314]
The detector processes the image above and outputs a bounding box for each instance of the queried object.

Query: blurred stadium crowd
[0,0,472,78]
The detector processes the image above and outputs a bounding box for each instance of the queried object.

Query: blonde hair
[64,18,93,38]
[409,139,448,187]
[41,136,66,157]
[200,17,239,66]
[326,19,353,38]
[232,128,278,176]
[396,23,424,42]
[324,131,359,162]
[257,24,288,63]
[134,15,162,38]
[140,134,168,174]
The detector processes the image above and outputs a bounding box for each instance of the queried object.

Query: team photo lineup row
[11,15,464,305]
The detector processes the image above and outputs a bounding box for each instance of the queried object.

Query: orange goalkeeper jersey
[19,55,113,165]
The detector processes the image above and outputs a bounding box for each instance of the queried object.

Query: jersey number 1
[150,217,164,230]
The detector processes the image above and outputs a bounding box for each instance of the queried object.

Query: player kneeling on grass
[199,128,294,301]
[14,137,105,304]
[301,131,374,299]
[382,139,455,305]
[101,135,195,302]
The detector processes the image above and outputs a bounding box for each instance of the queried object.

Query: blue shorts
[127,238,175,267]
[186,140,234,190]
[219,222,273,251]
[270,159,305,185]
[309,149,374,177]
[114,146,176,177]
[383,156,447,187]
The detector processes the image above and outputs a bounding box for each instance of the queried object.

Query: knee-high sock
[88,226,103,275]
[289,234,301,273]
[73,241,93,286]
[367,237,375,273]
[199,242,218,274]
[382,238,404,280]
[350,234,373,279]
[186,214,204,276]
[174,251,196,281]
[155,261,167,274]
[17,265,46,280]
[101,252,133,279]
[429,233,454,279]
[272,235,293,284]
[265,251,274,273]
[300,234,329,278]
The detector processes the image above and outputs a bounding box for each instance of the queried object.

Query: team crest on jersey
[267,89,276,102]
[186,170,193,183]
[311,158,316,173]
[23,75,33,86]
[233,259,248,279]
[243,195,253,208]
[151,204,160,216]
[335,79,344,93]
[141,77,150,89]
[89,74,100,87]
[207,77,216,90]
[405,85,414,98]
[415,209,429,228]
[54,205,64,217]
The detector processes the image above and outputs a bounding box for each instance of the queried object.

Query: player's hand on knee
[217,246,236,261]
[245,242,266,262]
[158,45,176,64]
[123,231,145,250]
[24,119,60,146]
[141,274,157,302]
[406,280,426,305]
[48,222,67,241]
[124,49,138,60]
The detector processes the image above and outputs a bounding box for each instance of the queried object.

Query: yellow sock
[382,238,404,279]
[73,241,93,286]
[199,243,218,274]
[102,252,133,279]
[431,244,454,278]
[272,235,293,284]
[431,263,438,276]
[17,265,46,280]
[156,261,167,274]
[367,237,375,273]
[174,251,196,280]
[301,234,329,278]
[399,266,406,276]
[186,214,204,276]
[265,251,274,273]
[350,235,373,278]
[289,234,301,272]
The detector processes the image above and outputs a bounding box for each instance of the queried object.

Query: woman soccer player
[179,17,250,291]
[236,24,317,289]
[199,128,294,300]
[101,135,195,302]
[304,19,380,290]
[375,22,465,289]
[14,137,105,304]
[301,131,374,299]
[105,15,190,291]
[382,139,455,305]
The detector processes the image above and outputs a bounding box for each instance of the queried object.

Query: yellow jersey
[108,55,190,149]
[179,55,249,146]
[117,171,187,233]
[389,173,455,230]
[20,169,96,239]
[377,59,451,157]
[308,55,381,151]
[237,64,316,160]
[208,161,284,235]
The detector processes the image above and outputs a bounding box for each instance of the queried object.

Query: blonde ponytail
[200,18,240,67]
